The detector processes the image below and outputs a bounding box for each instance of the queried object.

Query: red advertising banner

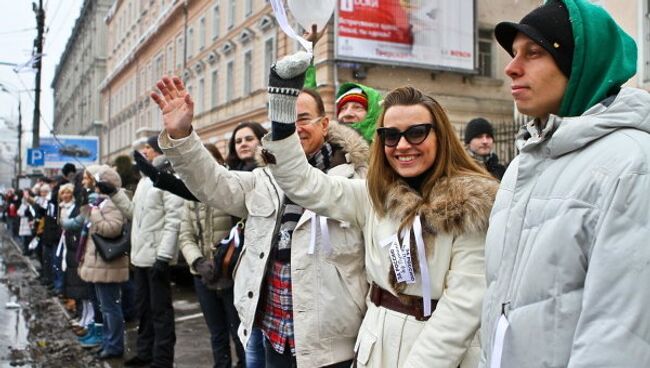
[336,0,475,71]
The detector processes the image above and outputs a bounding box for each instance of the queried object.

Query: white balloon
[287,0,336,32]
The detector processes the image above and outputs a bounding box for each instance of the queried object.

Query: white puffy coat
[111,155,185,267]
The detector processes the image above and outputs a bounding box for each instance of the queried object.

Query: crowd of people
[2,0,649,367]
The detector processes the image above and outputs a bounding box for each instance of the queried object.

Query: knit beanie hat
[62,163,77,177]
[336,88,368,115]
[96,165,122,189]
[464,118,494,144]
[494,0,574,78]
[146,135,163,154]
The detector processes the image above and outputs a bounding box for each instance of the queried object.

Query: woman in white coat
[264,81,498,367]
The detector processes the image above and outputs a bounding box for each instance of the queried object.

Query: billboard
[38,135,99,168]
[336,0,475,72]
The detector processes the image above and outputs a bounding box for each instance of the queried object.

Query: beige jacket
[263,132,498,368]
[160,122,370,368]
[78,196,130,283]
[111,155,185,267]
[178,200,232,274]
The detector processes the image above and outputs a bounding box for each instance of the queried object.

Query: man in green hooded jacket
[335,83,382,143]
[481,1,650,367]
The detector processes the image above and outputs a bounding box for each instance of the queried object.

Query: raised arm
[263,52,369,227]
[133,149,198,202]
[152,76,253,218]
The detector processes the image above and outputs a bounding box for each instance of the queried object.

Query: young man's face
[505,33,568,119]
[468,133,494,156]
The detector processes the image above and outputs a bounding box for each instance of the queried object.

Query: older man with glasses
[155,77,371,367]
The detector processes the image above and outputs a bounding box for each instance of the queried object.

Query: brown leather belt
[369,283,438,321]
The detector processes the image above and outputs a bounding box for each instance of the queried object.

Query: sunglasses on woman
[376,123,434,147]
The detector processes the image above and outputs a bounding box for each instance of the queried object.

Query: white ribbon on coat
[307,212,332,255]
[413,215,432,317]
[220,224,242,248]
[56,233,67,272]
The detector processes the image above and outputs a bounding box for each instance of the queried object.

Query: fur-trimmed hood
[257,121,369,175]
[385,174,498,295]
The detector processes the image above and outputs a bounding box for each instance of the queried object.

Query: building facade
[103,0,629,162]
[602,0,650,91]
[51,0,113,137]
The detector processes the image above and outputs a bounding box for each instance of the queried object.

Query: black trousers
[193,276,245,368]
[133,266,176,368]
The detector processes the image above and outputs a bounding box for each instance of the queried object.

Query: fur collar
[257,121,370,173]
[385,175,498,298]
[386,175,498,236]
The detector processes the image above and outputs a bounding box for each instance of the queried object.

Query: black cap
[61,163,76,176]
[495,0,574,78]
[146,135,163,154]
[464,118,494,144]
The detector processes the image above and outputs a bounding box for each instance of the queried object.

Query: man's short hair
[300,88,326,117]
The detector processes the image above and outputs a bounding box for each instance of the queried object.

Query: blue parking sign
[27,148,45,166]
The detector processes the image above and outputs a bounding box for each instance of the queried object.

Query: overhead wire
[15,73,92,171]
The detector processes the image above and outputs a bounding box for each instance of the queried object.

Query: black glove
[193,257,215,284]
[134,150,160,182]
[96,181,117,196]
[268,51,312,129]
[152,258,170,276]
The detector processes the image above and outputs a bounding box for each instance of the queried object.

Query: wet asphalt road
[0,259,29,367]
[0,228,238,367]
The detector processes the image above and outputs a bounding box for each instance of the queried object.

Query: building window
[245,0,253,15]
[176,36,184,68]
[477,29,493,77]
[264,37,276,84]
[198,78,205,113]
[228,0,235,29]
[212,5,220,39]
[155,53,164,81]
[199,17,206,51]
[226,61,234,101]
[243,50,252,95]
[188,28,194,58]
[167,43,174,74]
[211,70,219,107]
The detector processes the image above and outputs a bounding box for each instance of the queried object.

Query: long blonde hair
[367,86,491,216]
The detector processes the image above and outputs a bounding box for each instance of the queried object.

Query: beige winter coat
[178,200,232,274]
[111,155,185,267]
[263,132,498,368]
[160,122,370,368]
[78,196,129,283]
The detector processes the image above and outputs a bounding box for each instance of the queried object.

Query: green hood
[558,0,637,117]
[336,82,383,142]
